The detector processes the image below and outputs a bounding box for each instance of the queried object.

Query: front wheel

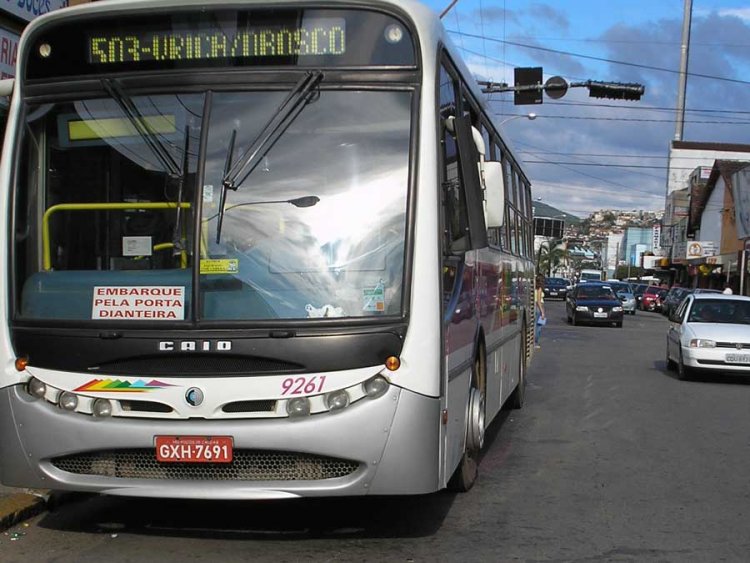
[448,353,485,492]
[666,342,676,371]
[677,349,692,381]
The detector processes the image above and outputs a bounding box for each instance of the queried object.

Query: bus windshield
[14,87,411,322]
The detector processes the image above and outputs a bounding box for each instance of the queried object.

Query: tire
[571,314,577,326]
[616,321,623,328]
[510,329,527,410]
[448,351,486,492]
[666,342,676,371]
[677,348,692,381]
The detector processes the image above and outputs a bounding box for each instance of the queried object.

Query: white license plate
[550,291,558,296]
[725,353,750,364]
[593,312,607,318]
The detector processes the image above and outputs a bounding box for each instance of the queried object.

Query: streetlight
[499,113,537,126]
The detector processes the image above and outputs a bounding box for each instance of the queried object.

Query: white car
[666,293,750,380]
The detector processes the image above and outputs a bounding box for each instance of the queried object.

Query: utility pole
[674,0,693,141]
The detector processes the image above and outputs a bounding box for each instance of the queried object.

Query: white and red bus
[0,0,534,498]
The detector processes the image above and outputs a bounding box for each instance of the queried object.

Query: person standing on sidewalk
[535,275,546,349]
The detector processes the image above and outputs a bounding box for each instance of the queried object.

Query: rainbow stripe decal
[73,379,175,393]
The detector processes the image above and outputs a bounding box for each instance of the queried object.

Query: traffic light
[586,81,644,101]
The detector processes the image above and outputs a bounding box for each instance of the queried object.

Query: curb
[0,490,49,533]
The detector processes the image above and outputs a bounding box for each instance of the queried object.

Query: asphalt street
[2,301,750,562]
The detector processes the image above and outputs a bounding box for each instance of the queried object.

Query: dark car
[566,282,624,327]
[543,277,570,300]
[661,287,692,317]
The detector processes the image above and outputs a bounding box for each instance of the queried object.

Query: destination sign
[88,19,346,65]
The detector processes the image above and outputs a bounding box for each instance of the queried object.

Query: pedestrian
[534,275,546,349]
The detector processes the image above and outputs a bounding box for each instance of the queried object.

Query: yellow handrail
[42,202,191,271]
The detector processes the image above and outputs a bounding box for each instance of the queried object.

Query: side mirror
[483,161,504,227]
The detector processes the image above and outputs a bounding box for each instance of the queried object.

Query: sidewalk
[0,484,48,532]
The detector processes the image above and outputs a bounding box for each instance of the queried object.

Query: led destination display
[88,19,346,64]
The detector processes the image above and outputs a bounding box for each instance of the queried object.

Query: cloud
[716,8,750,21]
[528,3,570,32]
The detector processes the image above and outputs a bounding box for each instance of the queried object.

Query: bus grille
[51,449,359,481]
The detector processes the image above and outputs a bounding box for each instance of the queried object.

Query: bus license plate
[725,353,750,364]
[155,436,233,463]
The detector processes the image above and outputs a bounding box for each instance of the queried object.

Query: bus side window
[439,64,469,255]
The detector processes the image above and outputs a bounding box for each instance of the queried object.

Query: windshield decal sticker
[74,378,175,393]
[362,280,385,312]
[91,286,185,320]
[200,259,239,274]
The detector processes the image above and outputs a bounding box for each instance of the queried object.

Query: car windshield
[687,300,750,324]
[15,88,411,322]
[577,286,615,300]
[546,278,567,287]
[607,282,632,295]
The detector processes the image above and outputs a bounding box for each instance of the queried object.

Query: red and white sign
[92,286,185,320]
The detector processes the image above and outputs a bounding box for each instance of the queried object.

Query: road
[4,301,750,562]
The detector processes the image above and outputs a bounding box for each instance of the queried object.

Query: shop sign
[686,241,716,259]
[1,0,68,23]
[0,27,18,79]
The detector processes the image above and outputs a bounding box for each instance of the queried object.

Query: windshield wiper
[215,71,323,243]
[101,79,181,177]
[171,125,191,257]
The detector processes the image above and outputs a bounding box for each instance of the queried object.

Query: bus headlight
[325,390,350,412]
[363,375,389,399]
[286,397,310,417]
[27,377,47,399]
[92,398,113,417]
[59,391,79,411]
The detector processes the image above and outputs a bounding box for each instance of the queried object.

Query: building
[661,142,750,287]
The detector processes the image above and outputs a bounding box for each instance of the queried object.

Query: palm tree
[536,239,569,277]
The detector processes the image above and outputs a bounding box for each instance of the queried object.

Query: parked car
[666,293,750,380]
[566,282,624,327]
[641,286,667,312]
[543,277,569,300]
[605,281,637,315]
[661,287,692,317]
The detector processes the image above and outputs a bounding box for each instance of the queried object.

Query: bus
[0,0,535,498]
[579,269,605,282]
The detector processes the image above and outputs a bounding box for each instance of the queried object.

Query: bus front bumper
[0,385,441,499]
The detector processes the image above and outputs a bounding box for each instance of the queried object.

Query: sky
[420,0,750,218]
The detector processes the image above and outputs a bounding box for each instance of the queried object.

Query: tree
[536,239,569,276]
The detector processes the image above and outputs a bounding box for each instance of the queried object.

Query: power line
[498,113,750,125]
[524,161,709,170]
[448,29,750,86]
[491,97,750,117]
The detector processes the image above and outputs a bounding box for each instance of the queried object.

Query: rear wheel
[448,349,486,492]
[510,327,527,410]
